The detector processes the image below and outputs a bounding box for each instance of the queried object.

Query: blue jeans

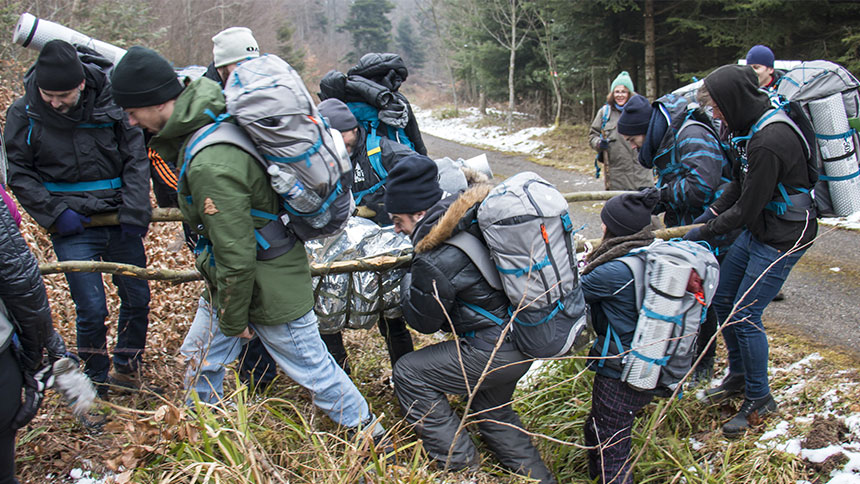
[711,230,806,399]
[51,226,150,382]
[180,298,375,429]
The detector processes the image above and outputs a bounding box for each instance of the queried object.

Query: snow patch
[414,106,551,156]
[820,210,860,232]
[760,421,791,441]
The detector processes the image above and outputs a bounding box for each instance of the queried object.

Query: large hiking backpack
[448,172,587,359]
[346,101,416,204]
[215,54,354,241]
[776,61,860,217]
[616,239,719,395]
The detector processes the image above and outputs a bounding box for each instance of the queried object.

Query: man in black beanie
[386,160,556,483]
[110,46,389,447]
[4,39,152,396]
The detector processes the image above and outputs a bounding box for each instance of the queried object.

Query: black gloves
[12,362,52,430]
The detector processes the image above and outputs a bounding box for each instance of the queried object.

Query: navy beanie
[617,94,652,136]
[384,154,443,214]
[36,40,84,91]
[318,98,358,132]
[601,189,660,237]
[746,45,774,68]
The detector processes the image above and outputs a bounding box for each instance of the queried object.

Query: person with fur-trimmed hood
[580,190,659,484]
[386,154,555,483]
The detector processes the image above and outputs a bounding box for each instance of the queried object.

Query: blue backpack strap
[459,299,506,326]
[598,323,626,368]
[43,177,122,192]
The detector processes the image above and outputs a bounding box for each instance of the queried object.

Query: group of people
[583,44,816,482]
[0,28,816,484]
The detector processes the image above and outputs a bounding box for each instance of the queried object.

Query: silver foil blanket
[305,217,413,334]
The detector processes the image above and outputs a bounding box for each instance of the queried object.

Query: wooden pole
[38,225,701,282]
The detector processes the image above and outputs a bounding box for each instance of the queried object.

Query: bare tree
[472,0,533,131]
[531,3,563,127]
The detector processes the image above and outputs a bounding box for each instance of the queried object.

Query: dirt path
[423,134,860,358]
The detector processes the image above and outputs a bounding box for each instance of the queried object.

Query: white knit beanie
[212,27,260,67]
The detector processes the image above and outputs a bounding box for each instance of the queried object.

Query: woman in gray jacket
[589,71,654,191]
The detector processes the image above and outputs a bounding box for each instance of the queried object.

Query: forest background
[3,0,860,128]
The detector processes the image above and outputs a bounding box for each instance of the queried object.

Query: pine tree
[338,0,395,62]
[277,20,307,74]
[395,18,426,70]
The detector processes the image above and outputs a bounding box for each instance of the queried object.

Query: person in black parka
[386,155,555,484]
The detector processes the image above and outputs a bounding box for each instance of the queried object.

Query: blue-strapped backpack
[184,54,354,246]
[774,60,860,217]
[346,102,415,204]
[614,239,719,395]
[445,172,588,359]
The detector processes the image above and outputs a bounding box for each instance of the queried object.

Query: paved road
[424,134,860,358]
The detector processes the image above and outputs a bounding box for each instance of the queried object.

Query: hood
[24,61,121,126]
[640,93,688,167]
[413,183,492,253]
[703,64,770,134]
[149,77,225,164]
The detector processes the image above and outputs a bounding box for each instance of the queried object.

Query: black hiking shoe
[698,372,745,404]
[722,394,778,438]
[772,291,786,302]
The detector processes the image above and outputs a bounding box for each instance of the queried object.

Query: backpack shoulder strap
[617,251,646,310]
[186,122,266,167]
[444,231,503,291]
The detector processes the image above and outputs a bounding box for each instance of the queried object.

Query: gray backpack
[617,240,719,394]
[776,60,860,216]
[450,172,587,359]
[221,54,354,240]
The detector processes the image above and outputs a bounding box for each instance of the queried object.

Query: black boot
[722,394,778,438]
[698,372,745,404]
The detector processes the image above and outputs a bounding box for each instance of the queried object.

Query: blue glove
[683,226,705,241]
[120,223,148,238]
[55,209,91,236]
[598,139,609,151]
[693,208,718,225]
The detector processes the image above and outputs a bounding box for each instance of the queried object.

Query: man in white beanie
[211,26,260,84]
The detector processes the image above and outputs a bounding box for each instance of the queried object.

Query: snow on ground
[821,211,860,231]
[414,106,552,156]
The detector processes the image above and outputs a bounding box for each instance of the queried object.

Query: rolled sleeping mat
[13,13,127,64]
[808,92,860,216]
[621,257,691,391]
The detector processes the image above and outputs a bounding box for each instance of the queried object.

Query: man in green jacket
[109,46,384,438]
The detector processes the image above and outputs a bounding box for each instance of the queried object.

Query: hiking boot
[698,372,745,405]
[772,291,786,302]
[107,366,141,392]
[690,357,714,386]
[722,394,778,438]
[107,365,165,395]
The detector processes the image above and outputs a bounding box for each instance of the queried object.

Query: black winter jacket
[352,127,414,225]
[318,53,427,156]
[5,62,151,230]
[0,199,51,371]
[401,184,509,338]
[701,65,817,251]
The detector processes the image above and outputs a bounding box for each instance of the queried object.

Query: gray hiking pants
[392,338,556,484]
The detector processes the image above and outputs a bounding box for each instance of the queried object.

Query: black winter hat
[601,189,659,237]
[318,98,358,132]
[384,153,443,214]
[36,40,84,91]
[110,46,183,108]
[617,94,653,136]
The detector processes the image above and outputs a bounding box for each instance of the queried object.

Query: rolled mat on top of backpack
[808,93,860,216]
[621,257,692,391]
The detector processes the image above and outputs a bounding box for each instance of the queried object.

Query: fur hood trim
[414,183,492,253]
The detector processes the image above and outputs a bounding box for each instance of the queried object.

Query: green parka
[150,78,314,336]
